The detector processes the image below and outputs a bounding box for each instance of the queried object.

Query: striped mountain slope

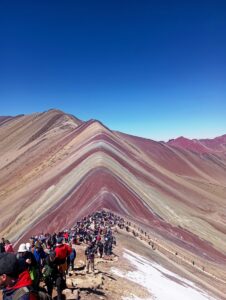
[0,109,226,272]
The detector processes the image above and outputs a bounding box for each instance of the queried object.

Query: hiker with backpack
[43,251,65,300]
[54,237,72,274]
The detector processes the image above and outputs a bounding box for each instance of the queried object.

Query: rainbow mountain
[0,109,226,287]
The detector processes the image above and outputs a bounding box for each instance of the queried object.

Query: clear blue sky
[0,0,226,141]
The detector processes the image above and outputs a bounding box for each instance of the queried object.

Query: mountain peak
[167,134,226,154]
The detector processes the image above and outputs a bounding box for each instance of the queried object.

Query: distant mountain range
[0,109,226,273]
[167,135,226,154]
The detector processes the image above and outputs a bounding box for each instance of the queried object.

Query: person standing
[85,242,96,274]
[43,251,64,300]
[67,243,76,273]
[17,243,39,290]
[55,238,72,274]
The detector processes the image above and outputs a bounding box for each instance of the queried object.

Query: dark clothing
[43,257,60,280]
[0,243,5,253]
[33,248,46,267]
[69,248,76,261]
[67,248,76,271]
[17,252,39,290]
[43,256,65,300]
[85,244,96,273]
[0,253,18,277]
[85,245,96,260]
[17,252,37,273]
[45,276,64,300]
[98,242,103,258]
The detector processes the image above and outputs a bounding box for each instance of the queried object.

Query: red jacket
[3,270,37,300]
[12,270,33,289]
[55,244,72,260]
[63,232,69,239]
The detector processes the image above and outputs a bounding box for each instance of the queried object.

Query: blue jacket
[33,248,46,266]
[70,248,76,261]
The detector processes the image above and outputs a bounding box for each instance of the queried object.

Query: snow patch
[111,249,216,300]
[123,296,144,300]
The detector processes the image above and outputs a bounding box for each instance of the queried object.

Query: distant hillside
[167,135,226,154]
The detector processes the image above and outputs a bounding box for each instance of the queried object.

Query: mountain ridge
[167,134,226,154]
[0,110,226,277]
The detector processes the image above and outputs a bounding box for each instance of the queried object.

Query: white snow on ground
[112,249,216,300]
[123,296,144,300]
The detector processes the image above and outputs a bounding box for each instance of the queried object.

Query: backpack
[42,265,54,279]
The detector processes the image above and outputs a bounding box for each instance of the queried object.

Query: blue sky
[0,0,226,141]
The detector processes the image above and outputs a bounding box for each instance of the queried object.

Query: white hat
[25,242,31,251]
[18,243,27,253]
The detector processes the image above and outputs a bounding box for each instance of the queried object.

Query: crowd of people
[0,210,125,300]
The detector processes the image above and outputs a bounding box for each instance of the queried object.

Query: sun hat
[18,243,27,253]
[25,242,31,251]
